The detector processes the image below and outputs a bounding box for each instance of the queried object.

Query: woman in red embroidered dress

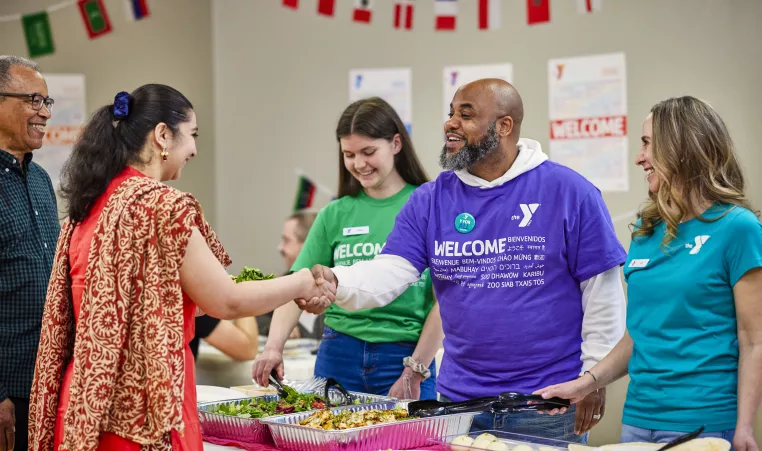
[28,85,335,451]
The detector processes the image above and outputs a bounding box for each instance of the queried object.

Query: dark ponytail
[59,84,193,222]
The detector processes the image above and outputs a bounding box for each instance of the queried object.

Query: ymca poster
[36,74,87,189]
[443,63,513,122]
[548,53,628,192]
[349,67,412,135]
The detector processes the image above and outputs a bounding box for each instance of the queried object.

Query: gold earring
[161,148,168,161]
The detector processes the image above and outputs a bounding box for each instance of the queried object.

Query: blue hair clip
[112,91,131,120]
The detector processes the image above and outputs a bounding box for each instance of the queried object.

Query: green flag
[78,0,113,39]
[22,12,55,58]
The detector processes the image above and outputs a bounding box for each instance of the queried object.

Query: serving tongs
[323,377,356,407]
[268,368,290,399]
[490,392,570,413]
[407,396,499,417]
[407,392,570,417]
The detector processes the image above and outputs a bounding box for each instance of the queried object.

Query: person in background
[257,212,324,339]
[297,80,627,443]
[254,97,443,400]
[535,96,762,451]
[0,55,60,451]
[28,84,334,451]
[191,212,320,364]
[189,316,260,362]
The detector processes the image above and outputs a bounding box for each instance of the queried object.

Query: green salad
[210,386,326,419]
[230,266,276,283]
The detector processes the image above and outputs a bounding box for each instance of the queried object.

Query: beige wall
[213,0,762,445]
[0,0,216,221]
[1,0,759,445]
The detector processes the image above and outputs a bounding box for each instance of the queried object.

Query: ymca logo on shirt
[511,203,540,227]
[686,235,711,254]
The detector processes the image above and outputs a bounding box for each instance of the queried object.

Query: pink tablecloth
[203,435,451,451]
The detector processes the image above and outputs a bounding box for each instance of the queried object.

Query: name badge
[343,226,370,236]
[628,259,649,268]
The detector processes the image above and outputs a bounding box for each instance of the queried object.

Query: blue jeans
[621,424,735,449]
[441,394,588,444]
[314,326,437,400]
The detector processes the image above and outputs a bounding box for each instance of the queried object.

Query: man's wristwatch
[403,356,431,380]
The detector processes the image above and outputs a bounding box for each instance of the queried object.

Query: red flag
[353,0,373,23]
[435,0,457,31]
[317,0,335,16]
[577,0,602,13]
[282,0,298,9]
[394,1,414,30]
[527,0,550,25]
[478,0,501,30]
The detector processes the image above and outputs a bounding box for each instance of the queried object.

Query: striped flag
[577,0,602,13]
[282,0,298,9]
[435,0,457,31]
[317,0,336,17]
[294,176,317,211]
[393,1,414,30]
[478,0,501,30]
[353,0,373,23]
[124,0,150,21]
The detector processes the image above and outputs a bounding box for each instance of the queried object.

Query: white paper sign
[442,63,513,122]
[548,53,628,192]
[349,68,412,135]
[36,74,87,189]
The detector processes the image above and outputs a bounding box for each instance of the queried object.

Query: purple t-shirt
[382,161,626,401]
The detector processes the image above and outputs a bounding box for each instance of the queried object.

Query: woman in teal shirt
[535,96,762,451]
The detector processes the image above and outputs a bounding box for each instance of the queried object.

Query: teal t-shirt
[623,204,762,432]
[291,185,434,343]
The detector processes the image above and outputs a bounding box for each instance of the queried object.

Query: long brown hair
[632,96,756,248]
[335,97,429,198]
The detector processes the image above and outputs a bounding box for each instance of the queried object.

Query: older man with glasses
[0,55,60,451]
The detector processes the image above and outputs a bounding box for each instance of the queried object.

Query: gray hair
[0,55,41,92]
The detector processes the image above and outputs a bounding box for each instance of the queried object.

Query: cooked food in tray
[299,407,414,430]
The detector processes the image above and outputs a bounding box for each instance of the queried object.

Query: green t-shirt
[291,184,434,343]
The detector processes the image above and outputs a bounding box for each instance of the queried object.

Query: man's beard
[439,122,500,171]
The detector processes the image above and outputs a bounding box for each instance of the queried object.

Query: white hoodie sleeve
[578,266,627,373]
[332,254,421,311]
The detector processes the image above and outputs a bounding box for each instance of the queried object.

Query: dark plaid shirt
[0,149,60,400]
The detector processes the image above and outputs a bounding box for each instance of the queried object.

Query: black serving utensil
[491,392,571,413]
[499,392,570,407]
[323,377,355,407]
[407,396,499,417]
[655,426,705,451]
[268,368,289,399]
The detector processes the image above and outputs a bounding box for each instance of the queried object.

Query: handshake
[294,264,337,315]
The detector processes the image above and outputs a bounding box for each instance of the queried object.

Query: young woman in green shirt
[253,97,442,400]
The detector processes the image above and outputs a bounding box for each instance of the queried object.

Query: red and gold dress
[30,166,231,451]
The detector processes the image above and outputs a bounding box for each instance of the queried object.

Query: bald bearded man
[301,79,627,442]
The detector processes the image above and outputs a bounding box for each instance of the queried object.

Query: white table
[195,339,318,388]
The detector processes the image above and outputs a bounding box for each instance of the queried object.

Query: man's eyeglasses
[0,93,55,113]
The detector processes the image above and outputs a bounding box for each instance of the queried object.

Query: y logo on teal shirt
[455,213,475,234]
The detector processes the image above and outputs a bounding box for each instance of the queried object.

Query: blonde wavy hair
[632,96,756,249]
